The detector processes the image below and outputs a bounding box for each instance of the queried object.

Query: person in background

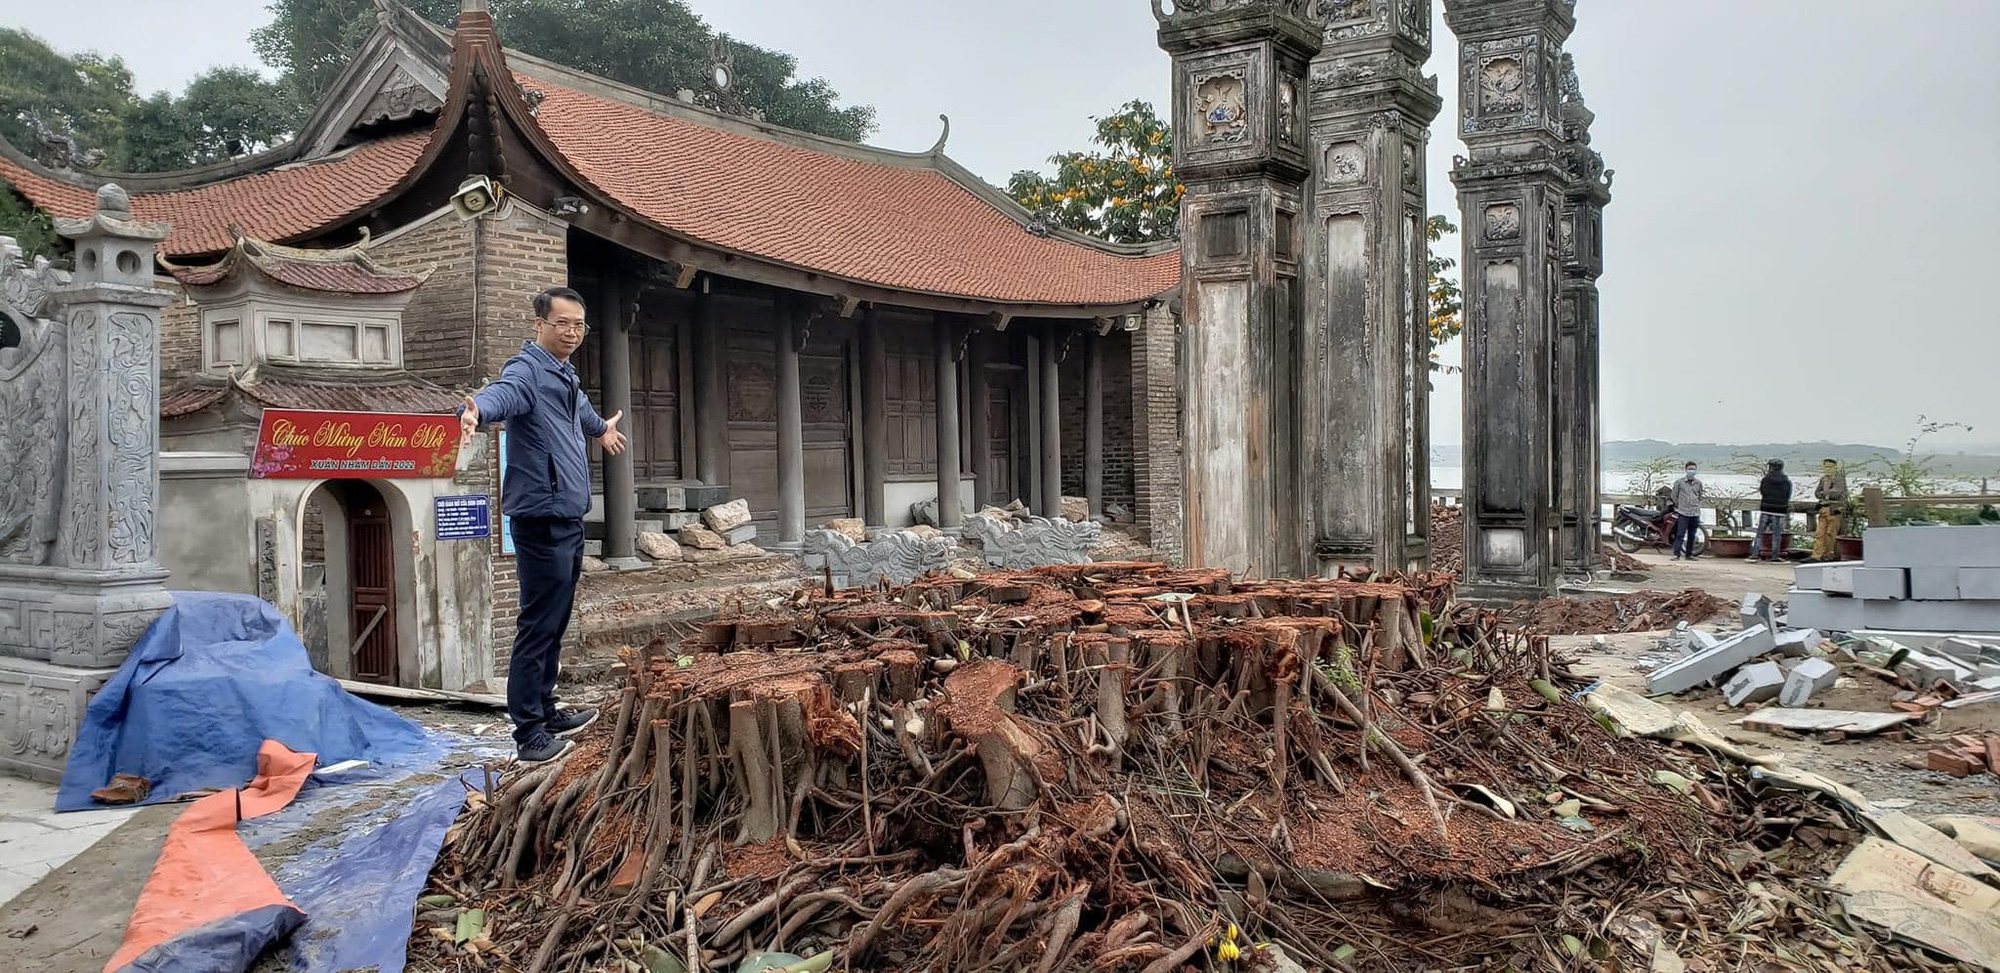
[1813,458,1849,561]
[460,286,627,764]
[1671,461,1705,560]
[1750,459,1792,562]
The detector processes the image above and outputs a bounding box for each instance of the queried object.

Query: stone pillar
[599,275,639,565]
[934,317,965,529]
[1445,0,1576,599]
[1156,1,1322,577]
[1302,0,1442,574]
[0,185,174,780]
[1037,326,1062,520]
[967,331,993,509]
[775,299,807,547]
[1555,55,1612,576]
[859,308,889,527]
[1084,330,1105,521]
[692,288,725,486]
[1025,334,1043,512]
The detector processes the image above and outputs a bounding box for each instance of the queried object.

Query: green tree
[1862,415,1976,498]
[1426,214,1463,375]
[0,182,61,262]
[253,0,877,142]
[0,29,134,168]
[1624,456,1681,497]
[1005,100,1179,245]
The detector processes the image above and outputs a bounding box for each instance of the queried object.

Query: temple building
[0,1,1186,692]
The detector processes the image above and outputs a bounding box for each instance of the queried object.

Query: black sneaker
[547,706,600,738]
[517,735,574,764]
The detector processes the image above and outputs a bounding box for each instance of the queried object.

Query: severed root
[1311,666,1447,837]
[1034,882,1089,973]
[846,867,968,961]
[730,700,780,844]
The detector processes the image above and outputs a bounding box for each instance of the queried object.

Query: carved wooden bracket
[987,311,1012,333]
[837,294,862,319]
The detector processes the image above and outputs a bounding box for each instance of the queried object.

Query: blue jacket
[465,341,607,520]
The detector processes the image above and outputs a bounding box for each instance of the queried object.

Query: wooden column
[692,288,724,485]
[934,317,964,529]
[966,331,992,509]
[1084,330,1104,521]
[1038,326,1062,519]
[1025,334,1043,512]
[775,300,806,546]
[600,275,638,562]
[860,308,888,526]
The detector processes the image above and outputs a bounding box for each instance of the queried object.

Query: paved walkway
[0,777,138,909]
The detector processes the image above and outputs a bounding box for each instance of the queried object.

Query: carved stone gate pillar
[1302,0,1442,574]
[1156,0,1322,579]
[0,184,175,780]
[1555,55,1611,576]
[1444,0,1575,599]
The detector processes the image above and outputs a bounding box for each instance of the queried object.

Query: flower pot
[1708,536,1752,559]
[1836,536,1863,561]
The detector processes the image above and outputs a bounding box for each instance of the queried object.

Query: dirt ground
[0,803,177,972]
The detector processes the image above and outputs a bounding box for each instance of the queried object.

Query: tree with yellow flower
[1425,214,1464,378]
[1007,100,1179,244]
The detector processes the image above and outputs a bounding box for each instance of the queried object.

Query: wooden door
[348,497,397,685]
[985,378,1017,507]
[725,327,854,528]
[578,328,681,485]
[800,339,852,521]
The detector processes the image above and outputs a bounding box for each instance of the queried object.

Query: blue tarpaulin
[58,591,428,812]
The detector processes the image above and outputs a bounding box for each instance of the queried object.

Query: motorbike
[1611,488,1707,556]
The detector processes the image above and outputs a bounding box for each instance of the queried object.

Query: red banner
[249,408,460,479]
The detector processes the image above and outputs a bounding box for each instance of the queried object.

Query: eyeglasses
[540,318,590,335]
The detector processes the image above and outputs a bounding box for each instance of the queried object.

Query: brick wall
[1057,330,1136,516]
[369,213,478,388]
[159,281,202,380]
[1130,304,1183,564]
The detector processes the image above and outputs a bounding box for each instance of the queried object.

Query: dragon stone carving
[804,528,957,587]
[963,511,1101,569]
[14,110,106,172]
[0,240,69,566]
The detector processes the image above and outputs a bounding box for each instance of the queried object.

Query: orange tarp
[106,740,315,972]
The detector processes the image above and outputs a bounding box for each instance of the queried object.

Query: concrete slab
[635,484,688,511]
[1898,650,1977,688]
[663,511,702,530]
[1780,658,1839,706]
[0,776,137,912]
[1863,598,2000,635]
[1864,526,2000,569]
[1937,637,2000,666]
[721,523,758,545]
[1822,565,1859,595]
[1724,661,1785,707]
[1795,561,1861,591]
[1786,589,1868,632]
[1741,593,1776,632]
[1646,624,1776,695]
[1773,628,1821,657]
[1852,567,1910,601]
[1960,568,2000,601]
[1911,567,1961,601]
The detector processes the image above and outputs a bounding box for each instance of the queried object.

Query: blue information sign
[435,494,492,541]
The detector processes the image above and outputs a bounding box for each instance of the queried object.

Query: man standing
[1813,458,1849,562]
[1750,459,1792,562]
[1670,461,1704,560]
[461,287,627,763]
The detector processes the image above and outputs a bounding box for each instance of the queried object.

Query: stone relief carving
[1402,0,1431,44]
[964,510,1101,569]
[803,528,956,587]
[1484,203,1522,241]
[1324,141,1366,184]
[1557,52,1584,107]
[1155,0,1310,22]
[256,517,280,604]
[65,310,100,566]
[51,612,92,662]
[13,109,106,172]
[1193,71,1250,145]
[0,297,66,566]
[0,239,62,319]
[727,359,778,422]
[1402,139,1424,192]
[1559,217,1576,257]
[0,685,72,759]
[105,312,155,565]
[1315,0,1373,22]
[1477,56,1526,114]
[100,612,155,652]
[1278,80,1299,146]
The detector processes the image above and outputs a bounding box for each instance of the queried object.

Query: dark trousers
[1672,513,1702,557]
[508,516,585,744]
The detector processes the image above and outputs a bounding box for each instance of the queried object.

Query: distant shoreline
[1429,441,2000,478]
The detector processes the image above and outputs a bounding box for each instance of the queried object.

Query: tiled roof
[159,366,463,419]
[166,232,430,294]
[529,79,1179,306]
[0,135,429,257]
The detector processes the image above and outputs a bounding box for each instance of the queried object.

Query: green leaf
[416,894,455,908]
[1562,934,1584,957]
[1332,944,1358,962]
[1654,770,1694,795]
[642,945,687,973]
[453,908,485,945]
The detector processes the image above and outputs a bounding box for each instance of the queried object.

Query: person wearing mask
[460,286,627,764]
[1813,459,1849,561]
[1670,461,1705,560]
[1750,459,1792,562]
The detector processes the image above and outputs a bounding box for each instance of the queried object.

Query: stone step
[585,519,665,541]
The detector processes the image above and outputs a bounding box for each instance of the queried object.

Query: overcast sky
[13,1,1998,449]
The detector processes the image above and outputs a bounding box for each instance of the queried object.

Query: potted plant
[1707,484,1755,558]
[1837,509,1866,562]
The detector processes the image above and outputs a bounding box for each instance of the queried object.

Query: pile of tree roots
[410,563,1880,972]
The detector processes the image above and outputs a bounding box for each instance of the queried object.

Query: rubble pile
[1526,588,1725,634]
[408,565,1909,972]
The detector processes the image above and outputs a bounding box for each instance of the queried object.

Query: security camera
[452,176,505,222]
